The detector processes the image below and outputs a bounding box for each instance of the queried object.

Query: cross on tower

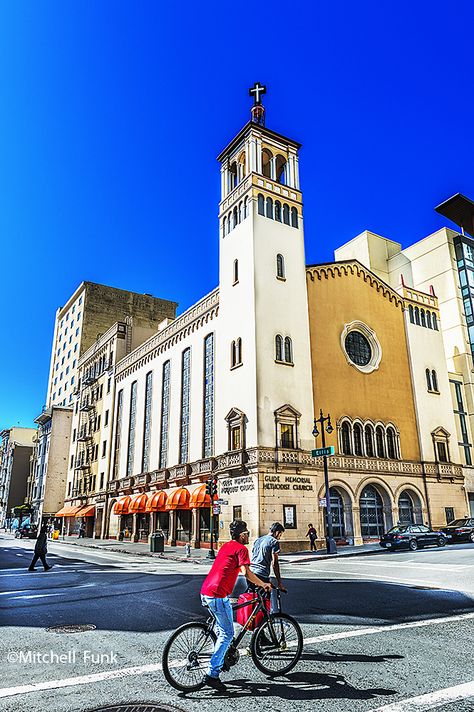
[249,82,267,105]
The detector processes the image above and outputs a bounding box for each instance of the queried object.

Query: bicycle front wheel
[250,613,303,676]
[162,622,216,692]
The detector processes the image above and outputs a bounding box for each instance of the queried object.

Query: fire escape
[73,371,97,498]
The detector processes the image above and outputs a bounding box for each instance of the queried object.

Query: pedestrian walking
[306,523,318,551]
[28,524,53,572]
[78,521,86,538]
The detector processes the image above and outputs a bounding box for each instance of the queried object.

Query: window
[360,485,384,538]
[283,504,297,529]
[437,441,448,463]
[421,309,426,327]
[70,455,74,469]
[233,259,239,284]
[100,472,104,490]
[262,148,272,178]
[275,155,287,184]
[257,194,265,215]
[275,200,282,222]
[113,389,123,478]
[73,428,76,442]
[275,335,283,361]
[365,425,374,457]
[76,328,79,336]
[409,305,414,323]
[203,334,215,458]
[291,207,298,228]
[432,370,438,392]
[432,313,438,330]
[102,440,107,458]
[283,203,290,225]
[231,338,242,368]
[426,368,432,391]
[426,311,432,328]
[104,410,109,427]
[159,361,171,469]
[341,422,351,454]
[231,426,241,450]
[266,196,273,219]
[126,381,137,476]
[179,348,191,464]
[226,408,246,452]
[233,505,242,520]
[387,427,397,459]
[445,507,455,524]
[276,254,285,279]
[142,371,153,472]
[223,216,227,236]
[414,307,420,325]
[376,426,385,457]
[281,423,294,448]
[284,337,293,364]
[244,196,249,219]
[345,331,371,367]
[353,423,363,456]
[107,377,111,394]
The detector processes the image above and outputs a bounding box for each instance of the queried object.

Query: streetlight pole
[313,409,337,555]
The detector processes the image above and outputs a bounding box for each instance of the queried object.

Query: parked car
[14,525,38,539]
[438,518,474,544]
[380,524,447,551]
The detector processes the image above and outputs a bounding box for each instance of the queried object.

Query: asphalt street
[1,533,474,712]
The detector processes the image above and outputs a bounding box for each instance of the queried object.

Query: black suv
[380,525,447,551]
[438,518,474,544]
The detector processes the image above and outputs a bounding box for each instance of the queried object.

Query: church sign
[263,474,314,492]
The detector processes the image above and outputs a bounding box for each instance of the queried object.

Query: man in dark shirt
[200,520,271,692]
[250,522,286,611]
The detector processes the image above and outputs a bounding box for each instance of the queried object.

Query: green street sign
[311,446,335,458]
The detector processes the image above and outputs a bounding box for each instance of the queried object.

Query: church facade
[59,92,469,551]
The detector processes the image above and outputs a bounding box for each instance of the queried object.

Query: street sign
[319,497,327,507]
[215,499,228,505]
[312,446,335,457]
[213,505,221,515]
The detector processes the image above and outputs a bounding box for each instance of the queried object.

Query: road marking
[1,611,474,699]
[288,565,473,590]
[8,583,96,600]
[330,559,472,572]
[370,679,474,711]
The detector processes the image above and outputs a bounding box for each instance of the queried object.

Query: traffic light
[205,478,212,496]
[211,478,218,498]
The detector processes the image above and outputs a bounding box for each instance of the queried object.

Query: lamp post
[312,409,337,555]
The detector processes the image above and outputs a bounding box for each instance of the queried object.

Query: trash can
[150,530,165,553]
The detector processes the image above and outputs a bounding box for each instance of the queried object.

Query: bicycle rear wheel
[250,613,303,676]
[162,622,216,692]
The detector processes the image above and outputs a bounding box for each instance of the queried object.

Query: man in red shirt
[200,520,271,692]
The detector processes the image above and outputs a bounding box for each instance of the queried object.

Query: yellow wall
[306,263,420,462]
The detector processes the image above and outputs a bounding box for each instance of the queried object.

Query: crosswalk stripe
[369,679,474,711]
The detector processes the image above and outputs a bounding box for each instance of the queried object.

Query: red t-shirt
[201,540,250,598]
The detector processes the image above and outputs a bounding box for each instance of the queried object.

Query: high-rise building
[0,427,36,527]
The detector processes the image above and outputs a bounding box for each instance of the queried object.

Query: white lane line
[8,583,96,600]
[328,560,472,572]
[288,565,473,590]
[369,679,474,711]
[1,611,474,699]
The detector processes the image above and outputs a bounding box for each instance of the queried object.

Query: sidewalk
[43,534,386,565]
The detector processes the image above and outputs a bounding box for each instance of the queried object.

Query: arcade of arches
[322,483,425,544]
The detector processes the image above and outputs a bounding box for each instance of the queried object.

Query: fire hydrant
[185,542,191,558]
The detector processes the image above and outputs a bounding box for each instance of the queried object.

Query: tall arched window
[432,369,438,392]
[426,311,432,328]
[386,427,397,459]
[229,162,238,191]
[276,254,285,279]
[365,425,374,457]
[233,259,239,284]
[227,213,232,234]
[275,155,287,185]
[353,423,363,456]
[291,207,298,228]
[275,335,283,361]
[244,196,249,219]
[238,151,246,181]
[262,148,272,178]
[284,337,293,363]
[223,216,227,236]
[233,206,238,226]
[409,305,414,323]
[426,368,432,391]
[432,313,438,330]
[329,488,345,538]
[275,201,282,222]
[414,307,420,325]
[341,422,352,455]
[283,203,290,225]
[236,338,242,365]
[231,340,237,368]
[266,196,273,219]
[238,201,242,223]
[376,426,385,457]
[421,309,426,327]
[257,194,265,216]
[360,485,384,537]
[398,491,414,525]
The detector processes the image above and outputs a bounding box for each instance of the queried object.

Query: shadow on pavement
[301,651,404,664]
[181,672,397,702]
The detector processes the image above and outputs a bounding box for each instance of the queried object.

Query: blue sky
[1,1,473,430]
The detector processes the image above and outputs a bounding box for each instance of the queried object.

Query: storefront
[112,496,132,539]
[55,504,86,535]
[129,493,149,541]
[164,486,190,545]
[145,490,169,539]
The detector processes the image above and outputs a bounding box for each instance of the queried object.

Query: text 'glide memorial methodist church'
[59,87,470,550]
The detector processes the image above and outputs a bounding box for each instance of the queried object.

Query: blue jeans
[201,595,234,678]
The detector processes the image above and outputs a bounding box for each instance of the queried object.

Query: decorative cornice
[115,289,219,381]
[306,261,405,309]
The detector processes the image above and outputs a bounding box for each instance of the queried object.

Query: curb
[51,539,212,565]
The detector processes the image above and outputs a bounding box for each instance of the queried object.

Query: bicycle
[162,586,303,692]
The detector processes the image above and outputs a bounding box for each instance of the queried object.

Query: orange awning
[113,496,131,515]
[145,490,168,512]
[55,505,84,517]
[189,483,212,509]
[129,493,148,513]
[165,487,190,510]
[76,505,96,517]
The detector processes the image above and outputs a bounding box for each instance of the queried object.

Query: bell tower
[215,86,314,456]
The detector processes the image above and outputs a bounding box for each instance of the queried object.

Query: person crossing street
[28,524,53,572]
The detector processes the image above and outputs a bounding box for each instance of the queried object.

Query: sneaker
[44,565,53,571]
[202,674,228,693]
[27,568,36,572]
